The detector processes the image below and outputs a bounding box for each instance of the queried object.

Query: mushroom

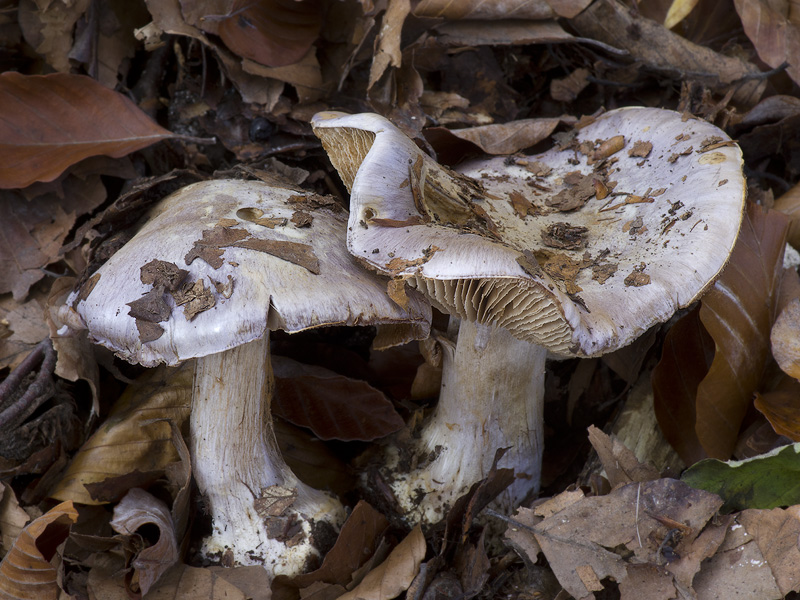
[59,179,431,575]
[312,107,745,524]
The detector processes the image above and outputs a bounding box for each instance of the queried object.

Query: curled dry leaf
[218,0,322,68]
[0,483,30,559]
[506,478,723,600]
[368,0,411,91]
[110,488,179,597]
[338,525,426,600]
[654,204,789,463]
[0,501,78,600]
[0,73,180,189]
[414,0,591,19]
[273,356,404,441]
[272,500,390,597]
[50,363,192,505]
[771,297,800,380]
[774,180,800,250]
[733,0,800,87]
[448,118,561,155]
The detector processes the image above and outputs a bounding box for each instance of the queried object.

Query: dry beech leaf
[0,294,50,371]
[755,375,800,441]
[1,182,102,299]
[338,525,426,600]
[87,554,251,600]
[694,205,789,459]
[0,72,178,189]
[50,363,192,505]
[0,483,30,559]
[0,501,78,600]
[771,297,800,380]
[449,118,561,155]
[272,501,390,596]
[774,180,800,250]
[110,488,179,597]
[587,426,660,488]
[508,479,721,600]
[654,205,789,463]
[218,0,322,68]
[273,356,404,441]
[664,0,701,29]
[368,0,411,91]
[733,0,800,87]
[414,0,590,19]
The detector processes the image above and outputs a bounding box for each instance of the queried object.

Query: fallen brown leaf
[507,479,722,600]
[273,356,404,441]
[414,0,590,19]
[50,363,192,505]
[338,525,426,600]
[655,204,789,462]
[0,501,78,600]
[0,73,179,189]
[448,118,561,155]
[774,180,800,249]
[0,483,30,559]
[733,0,800,86]
[272,501,389,599]
[695,205,788,459]
[218,0,322,68]
[110,488,179,597]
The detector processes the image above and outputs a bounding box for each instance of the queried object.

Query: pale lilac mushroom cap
[312,107,745,524]
[60,179,431,575]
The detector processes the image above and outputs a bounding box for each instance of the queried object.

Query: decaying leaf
[0,73,179,189]
[50,363,192,505]
[338,525,426,600]
[185,224,320,274]
[110,488,179,596]
[695,205,788,459]
[771,297,800,380]
[733,0,800,87]
[506,478,723,600]
[0,483,30,559]
[272,501,390,597]
[448,118,561,155]
[273,356,404,441]
[218,0,322,68]
[0,501,78,600]
[414,0,590,19]
[587,426,661,488]
[655,205,789,463]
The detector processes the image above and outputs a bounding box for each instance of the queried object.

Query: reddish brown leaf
[695,205,789,459]
[272,501,389,598]
[0,501,78,600]
[219,0,322,68]
[0,73,177,188]
[653,304,720,465]
[774,180,800,250]
[273,357,404,441]
[733,0,800,87]
[754,382,800,442]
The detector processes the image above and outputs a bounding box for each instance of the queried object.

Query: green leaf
[681,443,800,512]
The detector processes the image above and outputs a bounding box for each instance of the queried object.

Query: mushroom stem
[384,319,546,524]
[191,335,344,576]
